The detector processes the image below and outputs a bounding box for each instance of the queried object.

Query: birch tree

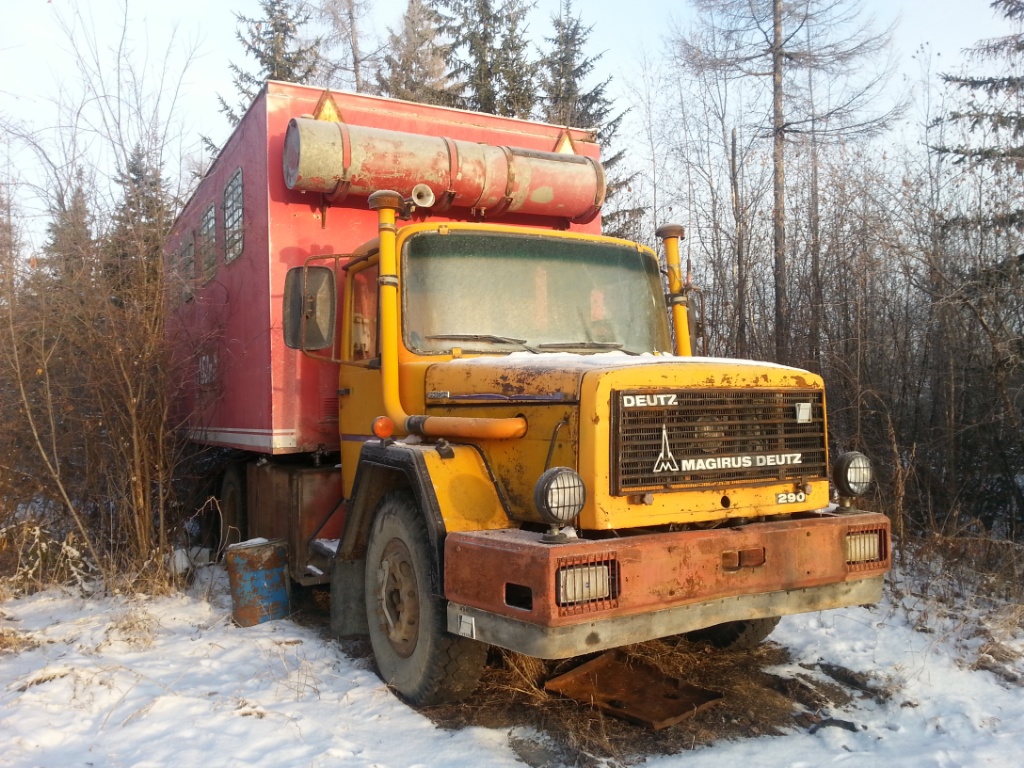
[315,0,378,92]
[678,0,898,363]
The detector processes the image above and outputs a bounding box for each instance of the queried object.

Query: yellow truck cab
[286,191,888,707]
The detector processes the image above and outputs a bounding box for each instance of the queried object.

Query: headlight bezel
[833,451,872,497]
[534,466,587,526]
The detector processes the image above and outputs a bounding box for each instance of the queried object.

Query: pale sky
[1,0,1009,135]
[0,0,1011,247]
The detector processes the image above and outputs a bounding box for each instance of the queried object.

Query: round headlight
[534,467,586,526]
[833,451,872,497]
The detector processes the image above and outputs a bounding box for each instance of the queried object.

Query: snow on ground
[1,566,1022,768]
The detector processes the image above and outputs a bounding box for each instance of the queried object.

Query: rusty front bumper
[444,511,890,658]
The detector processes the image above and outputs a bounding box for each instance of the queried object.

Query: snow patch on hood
[455,350,808,372]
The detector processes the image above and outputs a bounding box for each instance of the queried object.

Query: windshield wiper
[425,333,538,352]
[537,341,639,355]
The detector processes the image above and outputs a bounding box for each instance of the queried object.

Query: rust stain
[650,585,679,600]
[681,574,704,594]
[444,514,890,630]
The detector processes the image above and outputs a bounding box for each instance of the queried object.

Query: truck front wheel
[684,617,781,651]
[364,492,487,706]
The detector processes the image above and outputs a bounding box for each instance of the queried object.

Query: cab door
[338,255,386,497]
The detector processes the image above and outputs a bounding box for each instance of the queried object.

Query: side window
[349,263,379,361]
[223,168,243,263]
[180,239,195,303]
[198,204,217,282]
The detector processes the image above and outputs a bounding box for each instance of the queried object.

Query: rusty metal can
[225,538,290,627]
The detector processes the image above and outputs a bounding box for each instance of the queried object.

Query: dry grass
[967,605,1024,685]
[0,627,38,655]
[14,666,72,692]
[102,605,158,651]
[0,521,97,596]
[917,533,1024,604]
[882,534,1024,693]
[424,639,824,766]
[284,583,894,765]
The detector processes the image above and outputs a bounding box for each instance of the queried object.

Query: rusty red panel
[444,513,891,628]
[248,462,345,583]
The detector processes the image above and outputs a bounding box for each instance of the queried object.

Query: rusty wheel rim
[376,537,420,658]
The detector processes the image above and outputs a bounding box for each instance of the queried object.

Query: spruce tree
[377,0,458,105]
[538,1,604,128]
[104,145,172,295]
[938,0,1024,231]
[219,0,323,124]
[539,1,638,237]
[42,170,95,284]
[430,0,539,117]
[431,0,500,113]
[493,0,537,118]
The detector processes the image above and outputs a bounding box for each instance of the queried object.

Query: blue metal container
[225,538,290,626]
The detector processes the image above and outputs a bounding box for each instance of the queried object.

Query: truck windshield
[402,231,672,355]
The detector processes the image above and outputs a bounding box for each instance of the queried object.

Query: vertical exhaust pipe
[369,190,527,441]
[656,224,692,357]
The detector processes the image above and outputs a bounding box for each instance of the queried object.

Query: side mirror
[283,266,336,350]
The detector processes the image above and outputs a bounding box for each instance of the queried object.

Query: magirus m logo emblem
[652,424,678,474]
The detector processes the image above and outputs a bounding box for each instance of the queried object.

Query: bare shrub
[0,5,201,593]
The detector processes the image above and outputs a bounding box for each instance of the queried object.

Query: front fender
[336,440,513,591]
[330,439,514,638]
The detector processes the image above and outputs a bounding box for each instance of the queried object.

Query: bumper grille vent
[555,553,619,616]
[845,526,890,572]
[611,389,828,494]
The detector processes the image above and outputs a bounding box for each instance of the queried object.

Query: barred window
[223,168,243,263]
[180,239,195,303]
[199,204,217,282]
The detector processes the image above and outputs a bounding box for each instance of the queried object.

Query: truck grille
[611,389,828,494]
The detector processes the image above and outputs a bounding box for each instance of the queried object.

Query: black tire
[364,492,487,706]
[201,464,247,556]
[684,617,781,651]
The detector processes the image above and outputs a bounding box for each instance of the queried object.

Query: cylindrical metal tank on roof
[282,117,605,223]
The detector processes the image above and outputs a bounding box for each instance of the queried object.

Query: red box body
[165,82,602,454]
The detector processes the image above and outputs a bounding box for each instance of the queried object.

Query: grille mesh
[611,389,828,494]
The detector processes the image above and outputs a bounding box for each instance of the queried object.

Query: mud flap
[330,558,368,637]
